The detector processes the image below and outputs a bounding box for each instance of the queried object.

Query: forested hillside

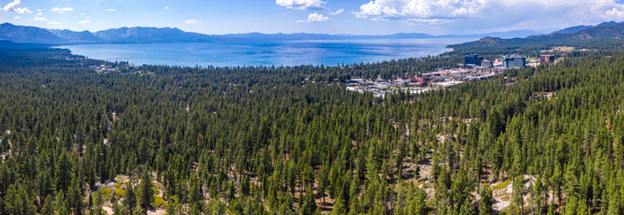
[0,48,624,215]
[447,22,624,55]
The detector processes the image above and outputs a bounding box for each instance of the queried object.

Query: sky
[3,0,624,35]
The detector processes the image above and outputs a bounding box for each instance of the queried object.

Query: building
[464,54,484,66]
[503,55,526,69]
[481,59,493,68]
[411,78,426,85]
[540,55,555,64]
[527,59,540,68]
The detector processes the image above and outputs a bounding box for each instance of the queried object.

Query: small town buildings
[540,55,555,64]
[464,54,484,67]
[481,59,493,68]
[503,55,526,69]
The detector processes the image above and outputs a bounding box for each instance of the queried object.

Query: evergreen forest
[1,47,624,215]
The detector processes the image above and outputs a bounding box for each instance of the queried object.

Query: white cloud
[36,9,41,11]
[353,0,481,22]
[51,7,73,13]
[164,6,169,9]
[13,16,19,19]
[276,0,326,10]
[184,19,201,24]
[32,17,47,21]
[77,20,91,24]
[47,21,59,24]
[99,21,104,23]
[81,13,84,15]
[36,12,42,15]
[297,13,329,22]
[106,9,116,12]
[3,0,32,13]
[329,9,343,15]
[606,6,624,18]
[352,0,624,30]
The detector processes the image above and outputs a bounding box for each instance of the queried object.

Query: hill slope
[449,21,624,52]
[0,23,67,44]
[48,29,103,43]
[93,27,215,43]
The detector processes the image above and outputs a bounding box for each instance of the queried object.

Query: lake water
[55,38,476,67]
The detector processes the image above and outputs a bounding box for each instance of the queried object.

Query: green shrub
[152,196,167,208]
[115,182,124,189]
[492,180,511,190]
[115,188,125,197]
[102,188,113,195]
[153,188,160,195]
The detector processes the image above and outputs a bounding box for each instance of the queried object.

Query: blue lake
[55,38,476,67]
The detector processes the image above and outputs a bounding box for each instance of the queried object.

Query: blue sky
[3,0,624,35]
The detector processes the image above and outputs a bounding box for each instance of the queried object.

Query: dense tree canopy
[0,47,624,214]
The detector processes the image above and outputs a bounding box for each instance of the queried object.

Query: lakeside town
[346,53,564,97]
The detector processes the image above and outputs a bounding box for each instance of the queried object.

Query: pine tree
[123,183,137,214]
[42,194,56,215]
[533,175,544,213]
[68,177,85,215]
[88,167,96,189]
[512,175,526,213]
[301,187,317,215]
[331,196,346,215]
[59,199,72,215]
[56,152,72,193]
[112,201,123,215]
[189,177,204,215]
[479,184,493,215]
[90,189,104,215]
[138,171,155,213]
[166,198,179,215]
[459,198,473,215]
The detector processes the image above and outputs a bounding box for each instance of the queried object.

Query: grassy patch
[492,180,511,190]
[501,195,510,201]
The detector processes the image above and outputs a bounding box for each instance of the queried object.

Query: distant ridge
[0,23,66,44]
[48,29,102,43]
[94,27,214,43]
[550,21,621,35]
[0,22,552,45]
[448,21,624,51]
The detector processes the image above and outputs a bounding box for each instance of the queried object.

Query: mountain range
[447,21,624,51]
[1,21,623,47]
[549,21,621,34]
[0,22,552,45]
